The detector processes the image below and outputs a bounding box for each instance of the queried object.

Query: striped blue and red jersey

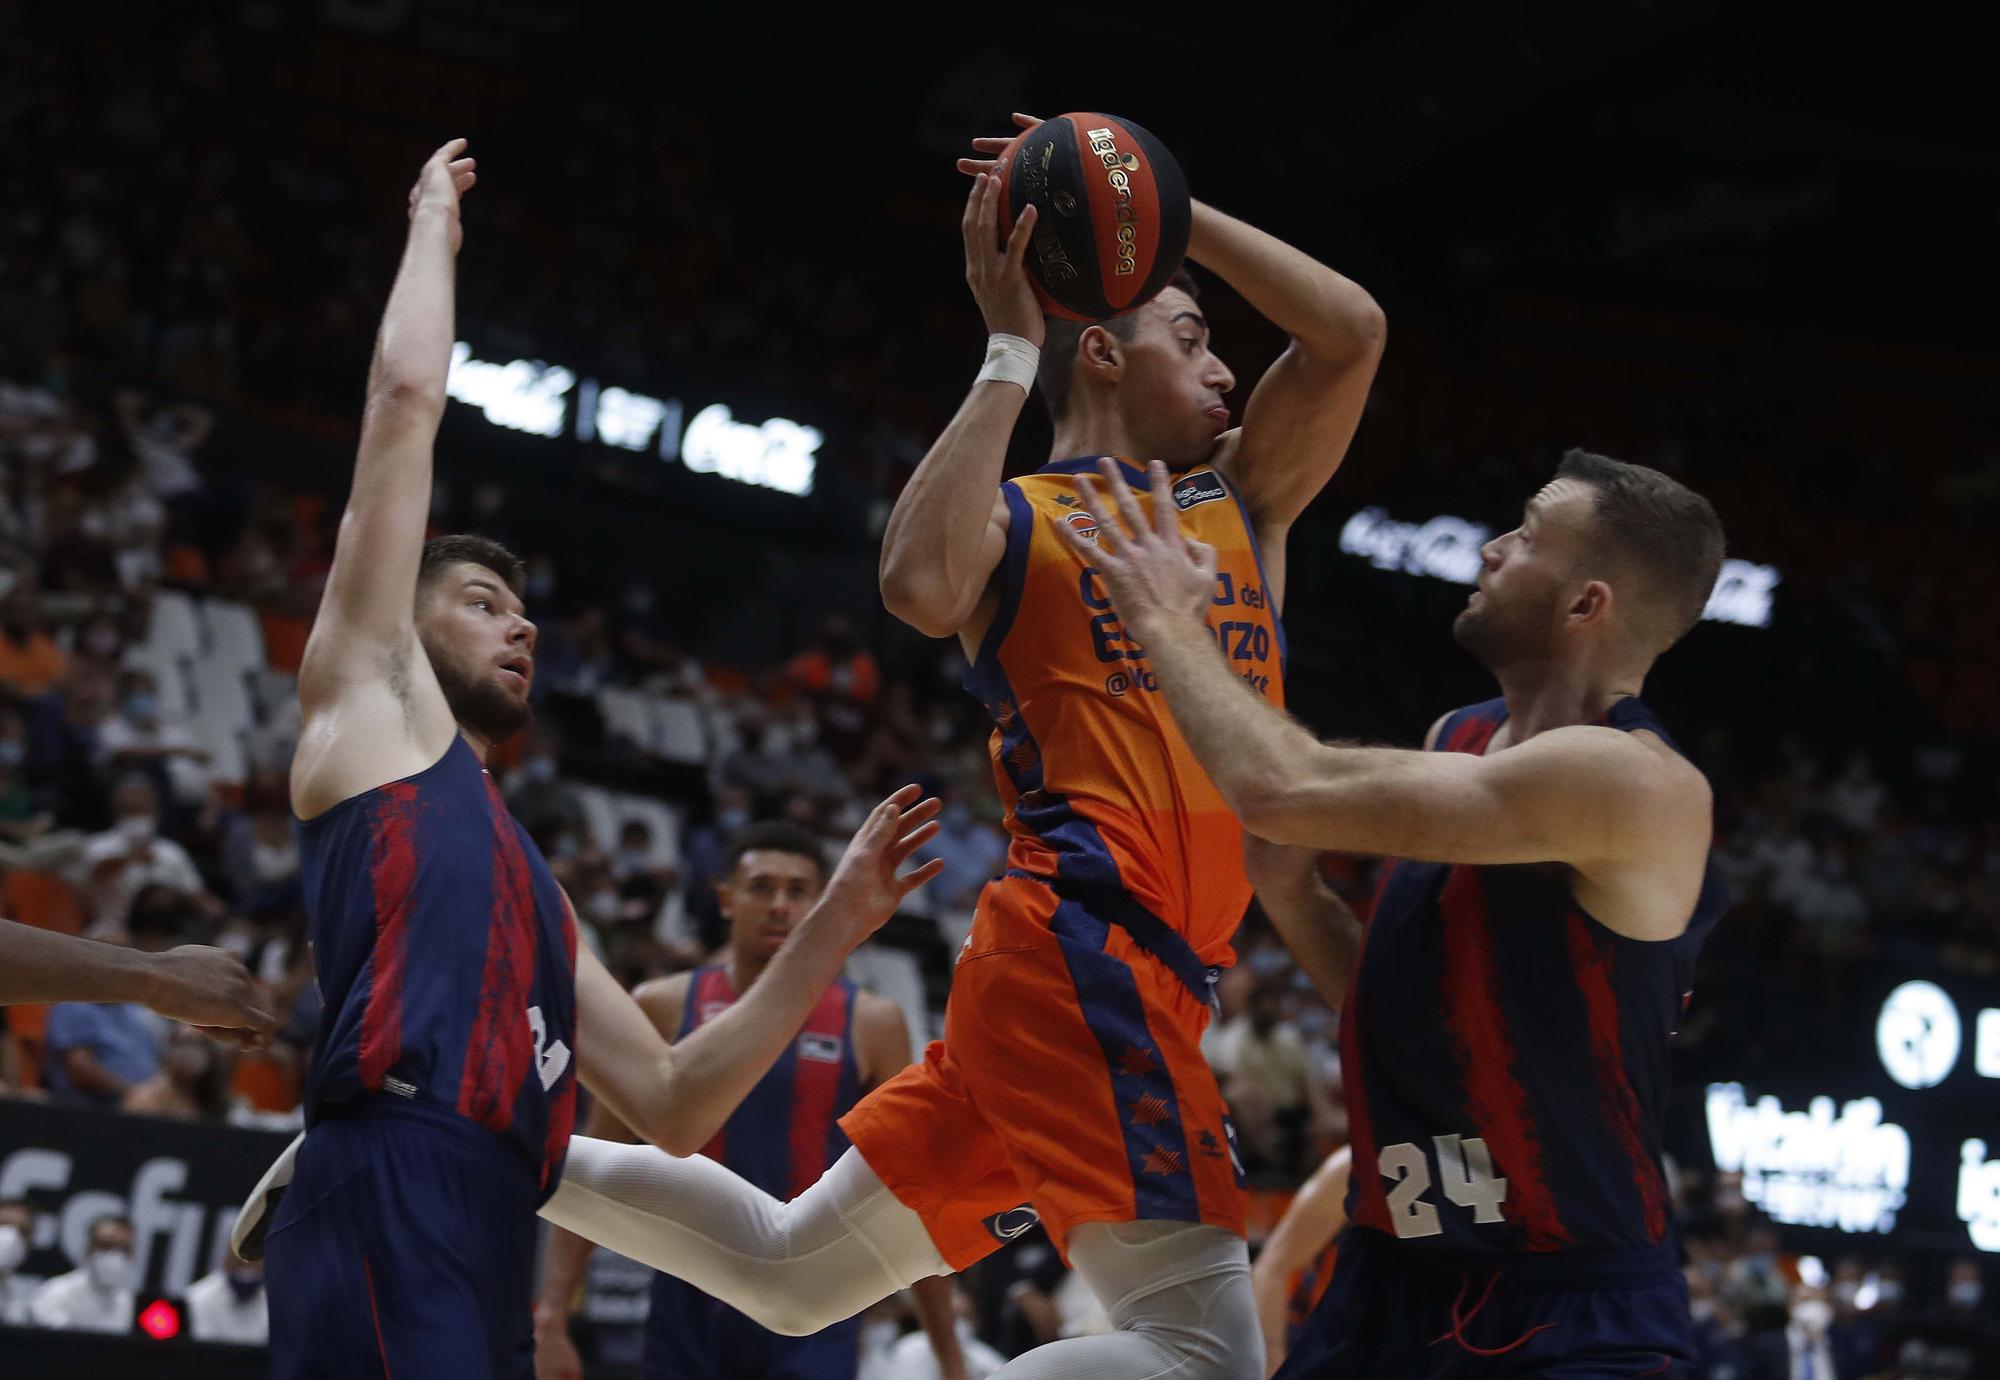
[298,735,578,1198]
[674,963,862,1198]
[1339,696,1726,1256]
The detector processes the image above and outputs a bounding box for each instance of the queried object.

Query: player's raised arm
[574,788,944,1156]
[1193,200,1384,570]
[877,166,1038,640]
[1060,461,1712,939]
[297,140,475,719]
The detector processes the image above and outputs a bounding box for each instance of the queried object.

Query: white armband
[975,333,1040,394]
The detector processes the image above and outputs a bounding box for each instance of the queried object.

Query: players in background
[1061,450,1727,1376]
[235,141,945,1380]
[539,112,1384,1380]
[1250,1146,1351,1378]
[535,821,968,1380]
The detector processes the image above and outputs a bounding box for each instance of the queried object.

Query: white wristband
[976,333,1040,394]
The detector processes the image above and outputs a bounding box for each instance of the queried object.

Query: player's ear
[1569,579,1615,628]
[1079,325,1122,380]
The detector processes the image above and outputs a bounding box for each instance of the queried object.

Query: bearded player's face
[416,563,537,743]
[1114,288,1237,467]
[1452,480,1599,668]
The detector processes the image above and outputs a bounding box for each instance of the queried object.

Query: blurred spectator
[28,1213,136,1334]
[0,704,50,841]
[121,1023,236,1121]
[915,794,1006,912]
[0,586,65,696]
[1743,1285,1857,1380]
[41,957,166,1108]
[785,613,880,764]
[80,774,216,933]
[94,667,209,806]
[1205,977,1337,1178]
[185,1256,268,1345]
[610,817,676,923]
[505,733,589,856]
[1892,1259,1999,1380]
[0,1198,32,1325]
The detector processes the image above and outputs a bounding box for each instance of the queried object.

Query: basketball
[1000,112,1191,322]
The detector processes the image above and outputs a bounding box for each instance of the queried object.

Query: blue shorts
[264,1099,544,1380]
[644,1273,861,1380]
[1276,1228,1693,1379]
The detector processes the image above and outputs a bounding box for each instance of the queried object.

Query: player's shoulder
[851,987,907,1035]
[631,969,695,1032]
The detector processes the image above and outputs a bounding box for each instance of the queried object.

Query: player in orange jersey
[538,114,1383,1379]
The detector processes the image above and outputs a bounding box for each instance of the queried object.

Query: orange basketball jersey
[967,455,1286,966]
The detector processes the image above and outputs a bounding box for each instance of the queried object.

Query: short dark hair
[1555,449,1726,649]
[720,821,827,883]
[417,534,525,598]
[1037,267,1201,422]
[89,1214,133,1242]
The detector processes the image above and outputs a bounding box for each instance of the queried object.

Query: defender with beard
[1061,449,1729,1377]
[258,141,946,1380]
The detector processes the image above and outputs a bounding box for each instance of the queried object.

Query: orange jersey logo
[965,457,1287,964]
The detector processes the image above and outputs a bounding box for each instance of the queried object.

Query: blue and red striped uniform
[644,964,864,1380]
[1279,697,1725,1379]
[266,736,579,1380]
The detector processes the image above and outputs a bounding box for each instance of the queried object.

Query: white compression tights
[543,1137,1262,1378]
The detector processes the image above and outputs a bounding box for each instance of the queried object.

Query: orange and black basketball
[1001,113,1190,322]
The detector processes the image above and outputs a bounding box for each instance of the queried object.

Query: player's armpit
[1243,726,1710,879]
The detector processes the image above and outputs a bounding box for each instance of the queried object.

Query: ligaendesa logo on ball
[1087,127,1142,277]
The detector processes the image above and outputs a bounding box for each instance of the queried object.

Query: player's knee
[739,1276,845,1337]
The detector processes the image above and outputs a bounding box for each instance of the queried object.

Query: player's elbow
[879,569,959,640]
[365,374,447,421]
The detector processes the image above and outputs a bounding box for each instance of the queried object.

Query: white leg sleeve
[540,1138,948,1337]
[989,1221,1263,1380]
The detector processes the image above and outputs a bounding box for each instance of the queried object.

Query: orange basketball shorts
[840,872,1245,1270]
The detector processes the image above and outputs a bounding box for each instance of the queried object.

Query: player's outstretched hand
[955,112,1045,178]
[406,137,478,252]
[821,786,946,941]
[1060,458,1219,633]
[962,160,1042,347]
[145,945,278,1048]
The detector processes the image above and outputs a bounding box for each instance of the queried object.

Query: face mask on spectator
[717,806,751,833]
[0,741,23,770]
[1792,1298,1832,1335]
[117,814,158,846]
[1949,1280,1983,1309]
[1689,1297,1716,1326]
[1876,1278,1903,1306]
[124,693,158,723]
[87,1248,133,1293]
[0,1225,26,1273]
[585,890,619,924]
[225,1268,262,1303]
